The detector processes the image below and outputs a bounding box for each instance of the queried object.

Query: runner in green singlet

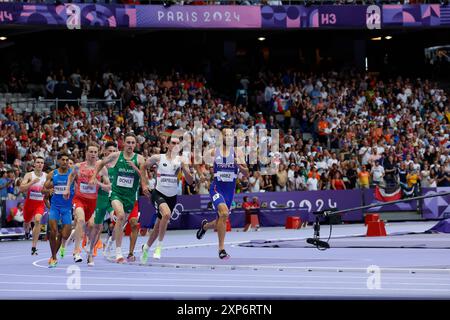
[91,133,149,263]
[86,141,117,266]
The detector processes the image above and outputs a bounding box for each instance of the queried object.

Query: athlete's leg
[141,219,160,264]
[146,218,160,248]
[156,203,171,243]
[128,217,139,258]
[216,203,229,252]
[73,207,86,262]
[111,200,126,261]
[59,224,72,254]
[31,214,42,251]
[48,219,59,261]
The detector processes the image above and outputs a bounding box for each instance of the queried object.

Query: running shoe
[196,219,208,240]
[87,255,95,267]
[127,253,136,263]
[140,244,149,265]
[153,246,161,260]
[48,258,58,268]
[116,255,125,264]
[219,249,230,260]
[31,247,38,256]
[73,249,83,263]
[59,246,65,258]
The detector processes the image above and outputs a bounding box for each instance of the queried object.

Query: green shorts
[94,195,113,225]
[110,194,135,215]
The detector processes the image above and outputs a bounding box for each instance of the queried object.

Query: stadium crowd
[1,66,449,200]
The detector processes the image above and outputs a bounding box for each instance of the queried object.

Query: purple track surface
[1,221,450,299]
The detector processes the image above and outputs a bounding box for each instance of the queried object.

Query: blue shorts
[49,206,72,226]
[210,191,233,214]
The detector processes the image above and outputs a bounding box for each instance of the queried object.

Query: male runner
[89,141,116,265]
[20,157,47,255]
[91,133,148,263]
[42,153,74,268]
[59,158,76,258]
[64,142,109,265]
[141,136,193,263]
[196,127,249,259]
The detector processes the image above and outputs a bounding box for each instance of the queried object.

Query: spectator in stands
[6,202,24,228]
[371,160,385,187]
[306,167,320,191]
[331,171,346,190]
[197,175,210,195]
[358,165,370,189]
[407,167,420,196]
[275,164,288,192]
[0,170,14,200]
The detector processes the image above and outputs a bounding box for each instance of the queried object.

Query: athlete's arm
[98,166,111,193]
[19,172,38,193]
[144,154,160,170]
[91,151,120,184]
[42,171,54,196]
[64,164,79,199]
[139,155,151,198]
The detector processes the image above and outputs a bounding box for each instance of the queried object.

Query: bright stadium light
[0,37,7,41]
[258,37,266,42]
[371,37,382,41]
[385,36,392,40]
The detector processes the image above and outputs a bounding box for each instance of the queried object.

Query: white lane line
[0,288,428,298]
[0,255,30,261]
[2,273,450,287]
[30,259,450,280]
[2,281,450,293]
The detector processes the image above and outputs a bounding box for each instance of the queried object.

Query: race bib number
[54,185,67,194]
[217,172,235,182]
[160,177,178,187]
[80,183,96,194]
[29,191,44,201]
[117,176,134,188]
[212,193,221,201]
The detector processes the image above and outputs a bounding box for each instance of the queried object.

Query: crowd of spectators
[1,64,449,200]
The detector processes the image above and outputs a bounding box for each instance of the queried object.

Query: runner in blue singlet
[42,153,75,268]
[196,127,249,259]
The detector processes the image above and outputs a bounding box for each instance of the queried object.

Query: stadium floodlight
[385,36,392,40]
[258,37,266,42]
[371,37,382,41]
[0,37,7,41]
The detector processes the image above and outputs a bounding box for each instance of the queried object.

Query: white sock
[143,243,149,252]
[116,247,122,256]
[156,240,163,248]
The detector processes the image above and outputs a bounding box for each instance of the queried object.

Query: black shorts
[151,189,177,220]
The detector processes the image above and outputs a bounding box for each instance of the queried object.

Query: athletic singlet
[51,168,74,207]
[210,147,238,196]
[25,172,47,202]
[155,154,181,197]
[111,152,140,199]
[75,162,100,200]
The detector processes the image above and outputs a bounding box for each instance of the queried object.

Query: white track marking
[31,259,450,279]
[1,274,450,287]
[2,281,450,293]
[0,288,430,298]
